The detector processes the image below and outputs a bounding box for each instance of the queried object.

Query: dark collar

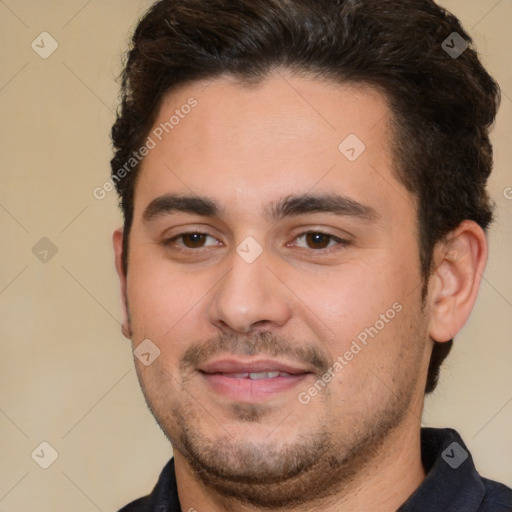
[399,427,488,511]
[119,427,512,511]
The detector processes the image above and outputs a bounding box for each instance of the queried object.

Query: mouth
[198,358,314,402]
[216,371,296,379]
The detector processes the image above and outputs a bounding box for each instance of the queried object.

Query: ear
[428,220,488,342]
[113,228,132,339]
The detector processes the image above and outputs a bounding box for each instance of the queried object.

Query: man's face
[116,71,432,506]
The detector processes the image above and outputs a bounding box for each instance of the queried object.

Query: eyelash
[163,231,350,254]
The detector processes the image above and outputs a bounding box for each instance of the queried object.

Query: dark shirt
[119,427,512,511]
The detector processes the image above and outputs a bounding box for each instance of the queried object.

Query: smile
[221,371,293,379]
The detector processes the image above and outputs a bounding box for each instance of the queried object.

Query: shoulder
[399,427,512,512]
[117,458,179,512]
[479,477,512,511]
[118,495,151,512]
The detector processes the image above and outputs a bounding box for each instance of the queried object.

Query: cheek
[291,259,410,337]
[126,255,198,341]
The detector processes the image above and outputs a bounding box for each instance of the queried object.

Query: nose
[208,247,293,334]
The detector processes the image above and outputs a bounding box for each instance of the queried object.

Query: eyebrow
[142,192,379,224]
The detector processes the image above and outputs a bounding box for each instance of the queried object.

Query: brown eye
[164,232,219,250]
[294,232,345,251]
[304,232,332,249]
[181,233,208,248]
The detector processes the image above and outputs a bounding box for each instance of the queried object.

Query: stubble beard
[141,367,419,510]
[133,320,426,510]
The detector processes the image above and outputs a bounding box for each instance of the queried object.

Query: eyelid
[163,229,351,254]
[164,231,221,249]
[288,231,350,254]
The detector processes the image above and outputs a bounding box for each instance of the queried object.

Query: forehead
[133,70,413,224]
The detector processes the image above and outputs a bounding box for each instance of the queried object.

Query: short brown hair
[110,0,500,393]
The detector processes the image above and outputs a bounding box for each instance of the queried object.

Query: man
[110,0,511,510]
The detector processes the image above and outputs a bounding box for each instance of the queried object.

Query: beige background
[0,1,511,510]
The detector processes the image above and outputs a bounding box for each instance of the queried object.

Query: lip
[199,358,312,375]
[198,357,313,402]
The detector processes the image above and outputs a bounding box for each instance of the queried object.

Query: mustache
[180,331,332,374]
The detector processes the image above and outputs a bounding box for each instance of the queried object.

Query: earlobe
[428,221,488,342]
[113,228,132,339]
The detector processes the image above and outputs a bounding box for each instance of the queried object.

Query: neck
[174,417,426,512]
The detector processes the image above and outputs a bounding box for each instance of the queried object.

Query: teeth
[221,371,294,379]
[248,372,268,380]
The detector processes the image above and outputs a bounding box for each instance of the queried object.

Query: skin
[113,69,487,511]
